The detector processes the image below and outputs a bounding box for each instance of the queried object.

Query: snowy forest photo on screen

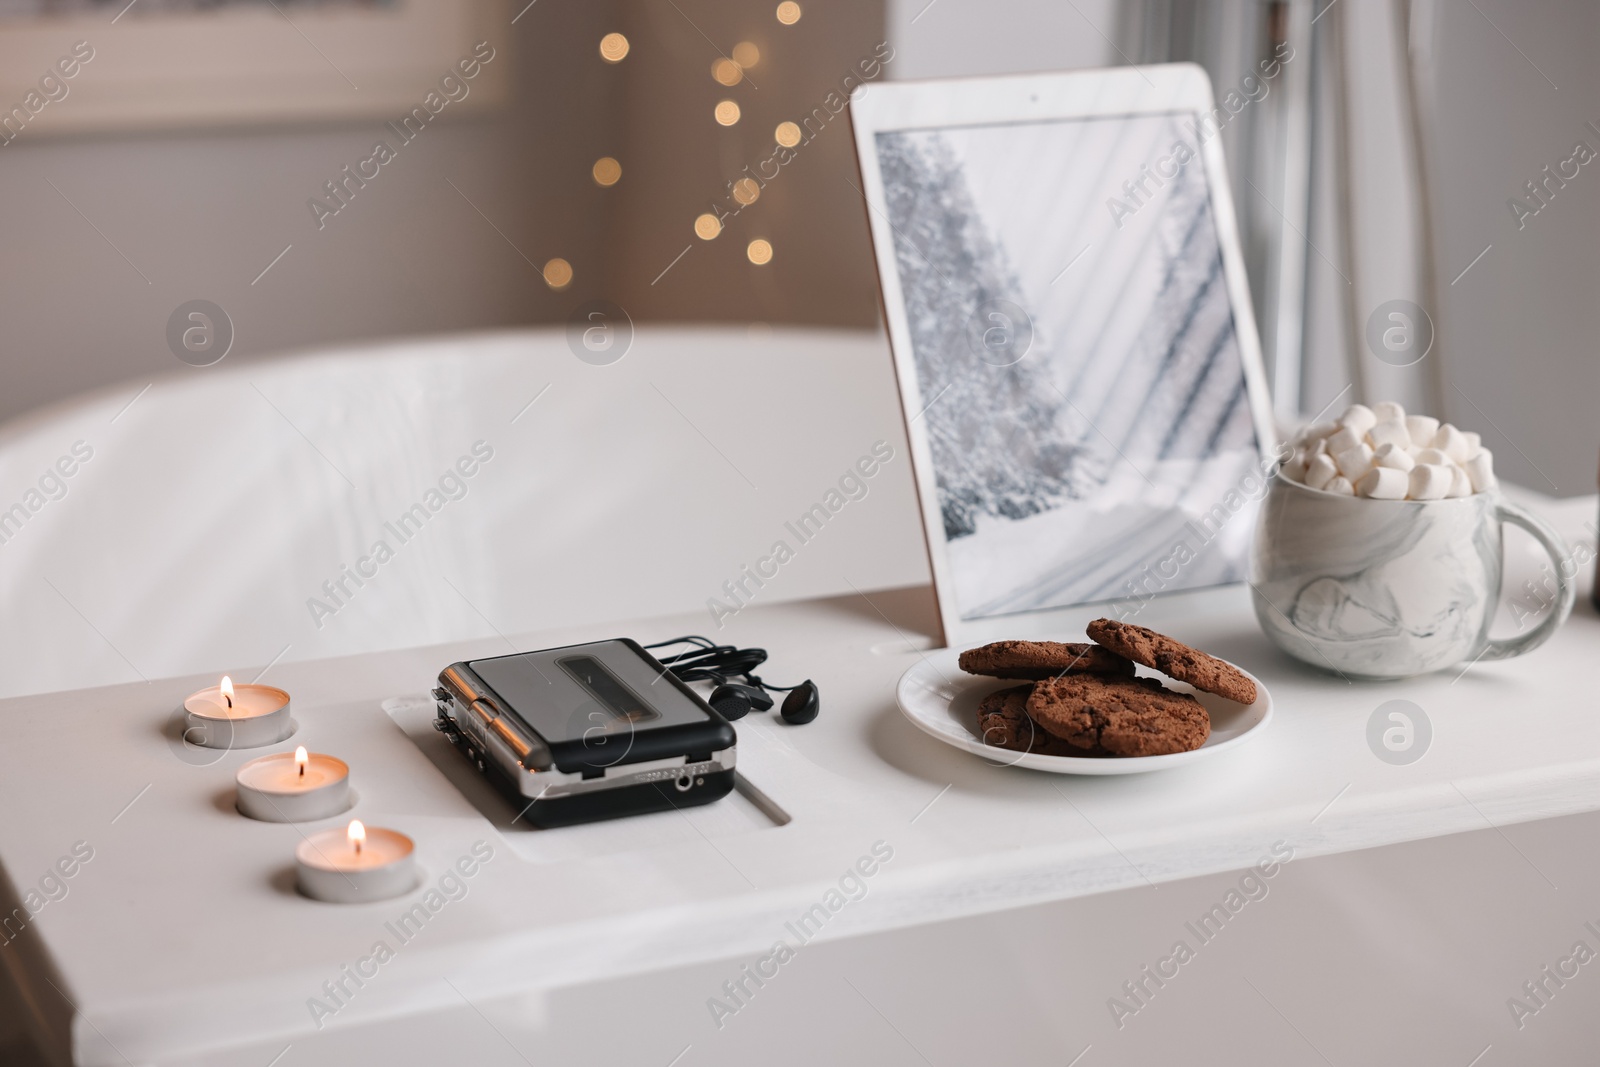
[876,114,1266,620]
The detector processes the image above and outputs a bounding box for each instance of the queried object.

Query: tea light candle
[295,821,418,904]
[236,747,350,823]
[183,675,291,749]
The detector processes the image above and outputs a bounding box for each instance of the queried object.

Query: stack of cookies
[961,620,1258,759]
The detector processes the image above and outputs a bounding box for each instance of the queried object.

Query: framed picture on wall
[850,64,1279,646]
[0,0,508,134]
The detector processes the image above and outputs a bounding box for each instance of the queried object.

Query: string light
[746,239,773,265]
[714,100,741,126]
[775,2,801,25]
[732,41,760,68]
[694,214,723,240]
[592,157,622,186]
[775,121,801,147]
[599,33,629,62]
[543,258,573,289]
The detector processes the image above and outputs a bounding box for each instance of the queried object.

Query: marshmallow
[1339,404,1378,435]
[1304,453,1339,490]
[1357,466,1409,500]
[1290,407,1500,500]
[1326,425,1365,455]
[1408,464,1453,501]
[1405,415,1440,447]
[1291,405,1496,499]
[1466,449,1496,492]
[1368,419,1410,450]
[1333,443,1375,480]
[1432,424,1472,463]
[1374,442,1416,472]
[1372,401,1406,423]
[1414,447,1452,467]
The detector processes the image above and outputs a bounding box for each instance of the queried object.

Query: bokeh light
[733,41,760,68]
[746,239,773,265]
[694,214,723,240]
[598,33,629,63]
[714,100,741,126]
[776,2,801,26]
[775,121,801,147]
[543,258,573,289]
[732,178,761,205]
[712,58,743,86]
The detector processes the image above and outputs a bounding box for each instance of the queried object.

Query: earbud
[779,680,819,725]
[643,636,819,728]
[708,682,772,721]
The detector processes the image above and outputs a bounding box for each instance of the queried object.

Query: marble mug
[1250,474,1576,679]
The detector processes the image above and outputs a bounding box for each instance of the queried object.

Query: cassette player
[432,638,736,828]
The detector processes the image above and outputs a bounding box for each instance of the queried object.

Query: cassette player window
[556,655,659,725]
[467,639,708,745]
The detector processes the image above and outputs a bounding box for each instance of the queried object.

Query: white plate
[895,648,1273,775]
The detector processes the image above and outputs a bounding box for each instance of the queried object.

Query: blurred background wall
[0,0,890,429]
[0,0,614,425]
[604,0,885,325]
[1425,2,1600,498]
[887,0,1599,496]
[0,0,1595,494]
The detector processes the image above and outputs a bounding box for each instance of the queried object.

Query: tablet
[850,63,1279,646]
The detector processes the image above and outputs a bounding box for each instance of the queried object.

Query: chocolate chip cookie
[1085,619,1257,705]
[1026,674,1210,757]
[959,639,1135,681]
[976,684,1113,758]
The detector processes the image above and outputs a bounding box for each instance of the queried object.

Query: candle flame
[295,746,308,777]
[220,675,234,709]
[348,819,365,854]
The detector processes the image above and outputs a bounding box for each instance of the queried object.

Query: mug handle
[1478,497,1577,662]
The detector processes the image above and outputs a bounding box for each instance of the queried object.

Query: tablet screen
[874,111,1270,620]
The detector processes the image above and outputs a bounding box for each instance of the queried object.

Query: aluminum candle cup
[183,676,291,749]
[295,821,417,904]
[235,748,350,822]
